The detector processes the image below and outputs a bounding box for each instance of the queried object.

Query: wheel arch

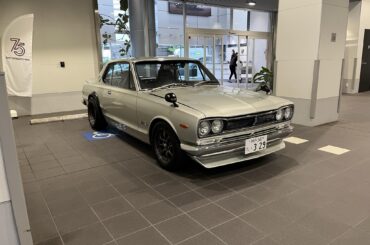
[149,117,178,145]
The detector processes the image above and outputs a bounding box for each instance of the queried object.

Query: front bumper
[181,122,293,168]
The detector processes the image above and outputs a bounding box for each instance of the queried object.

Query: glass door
[186,30,270,89]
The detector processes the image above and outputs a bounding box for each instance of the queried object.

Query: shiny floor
[15,92,370,245]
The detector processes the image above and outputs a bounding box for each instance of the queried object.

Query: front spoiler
[181,124,293,168]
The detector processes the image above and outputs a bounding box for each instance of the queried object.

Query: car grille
[225,111,277,131]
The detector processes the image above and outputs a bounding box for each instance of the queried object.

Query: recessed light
[247,1,256,6]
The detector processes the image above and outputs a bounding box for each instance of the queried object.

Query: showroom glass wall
[97,0,131,63]
[97,0,272,86]
[156,0,273,86]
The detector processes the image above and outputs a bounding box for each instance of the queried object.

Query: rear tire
[87,97,107,131]
[152,122,183,171]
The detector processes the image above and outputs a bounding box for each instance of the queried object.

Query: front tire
[152,122,183,170]
[87,97,107,131]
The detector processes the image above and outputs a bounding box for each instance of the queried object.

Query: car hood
[150,85,292,117]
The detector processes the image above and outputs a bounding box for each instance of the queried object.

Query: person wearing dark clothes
[229,49,237,82]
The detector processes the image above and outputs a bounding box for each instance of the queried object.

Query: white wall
[0,143,19,245]
[0,0,99,115]
[275,0,348,126]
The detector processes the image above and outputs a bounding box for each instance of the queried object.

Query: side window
[111,64,123,87]
[103,64,114,85]
[112,63,135,90]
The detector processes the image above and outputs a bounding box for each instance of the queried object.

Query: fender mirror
[165,93,179,107]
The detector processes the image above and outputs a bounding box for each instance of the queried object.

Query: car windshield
[135,60,219,90]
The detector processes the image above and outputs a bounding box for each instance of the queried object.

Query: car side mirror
[165,93,179,107]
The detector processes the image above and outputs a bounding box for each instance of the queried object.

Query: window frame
[102,61,137,91]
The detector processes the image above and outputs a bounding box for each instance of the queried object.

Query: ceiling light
[247,1,256,6]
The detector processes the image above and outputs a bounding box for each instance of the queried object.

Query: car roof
[106,56,199,64]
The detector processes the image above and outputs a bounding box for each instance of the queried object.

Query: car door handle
[107,90,112,95]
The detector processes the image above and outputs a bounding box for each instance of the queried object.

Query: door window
[105,63,135,90]
[103,64,114,85]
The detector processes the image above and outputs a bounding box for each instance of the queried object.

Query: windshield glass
[135,60,219,90]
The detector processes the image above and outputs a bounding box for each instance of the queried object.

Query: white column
[275,0,349,126]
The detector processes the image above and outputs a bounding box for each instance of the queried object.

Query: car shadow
[113,128,299,188]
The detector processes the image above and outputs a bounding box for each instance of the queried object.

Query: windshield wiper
[194,80,220,87]
[151,83,188,92]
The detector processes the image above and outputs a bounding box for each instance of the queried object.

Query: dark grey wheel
[152,122,183,170]
[87,97,107,131]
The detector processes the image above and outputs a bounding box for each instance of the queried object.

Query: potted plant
[253,66,273,94]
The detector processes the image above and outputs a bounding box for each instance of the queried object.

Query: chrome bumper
[181,122,293,168]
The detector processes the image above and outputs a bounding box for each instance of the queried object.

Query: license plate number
[245,135,267,154]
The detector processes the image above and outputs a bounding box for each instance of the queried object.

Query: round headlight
[211,120,224,134]
[284,107,293,120]
[198,121,211,137]
[276,109,283,121]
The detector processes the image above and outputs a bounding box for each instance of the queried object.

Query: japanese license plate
[245,135,267,155]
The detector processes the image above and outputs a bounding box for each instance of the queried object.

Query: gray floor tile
[63,162,91,173]
[169,191,210,212]
[270,223,327,245]
[220,176,256,192]
[81,185,120,205]
[139,200,182,224]
[153,180,191,198]
[116,227,170,245]
[266,196,315,222]
[33,167,66,180]
[211,218,263,245]
[194,183,234,202]
[216,194,258,216]
[54,208,99,234]
[92,197,133,220]
[29,216,59,243]
[124,186,164,208]
[240,185,280,205]
[155,214,204,244]
[103,211,150,239]
[34,237,63,245]
[251,237,280,245]
[61,223,112,245]
[178,231,225,245]
[331,228,370,245]
[355,216,370,234]
[141,172,174,187]
[31,160,61,171]
[47,196,89,217]
[241,206,292,235]
[296,210,351,242]
[188,203,234,229]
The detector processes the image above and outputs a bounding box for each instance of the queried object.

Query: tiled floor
[14,92,370,245]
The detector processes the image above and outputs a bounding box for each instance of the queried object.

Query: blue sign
[83,130,116,141]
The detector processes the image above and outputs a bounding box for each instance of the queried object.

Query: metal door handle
[362,62,367,65]
[107,90,111,95]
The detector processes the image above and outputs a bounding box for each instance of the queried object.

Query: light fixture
[247,1,256,6]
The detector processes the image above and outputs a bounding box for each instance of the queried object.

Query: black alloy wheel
[152,122,182,170]
[87,97,107,131]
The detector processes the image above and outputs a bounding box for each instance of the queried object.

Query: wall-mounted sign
[331,33,337,42]
[168,3,211,17]
[1,14,34,97]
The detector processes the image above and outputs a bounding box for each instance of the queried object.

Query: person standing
[229,49,237,82]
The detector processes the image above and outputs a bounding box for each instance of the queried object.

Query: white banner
[1,14,33,97]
